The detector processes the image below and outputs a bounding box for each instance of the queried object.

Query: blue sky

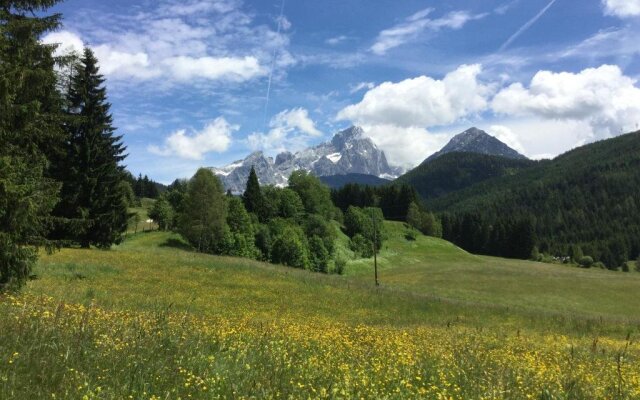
[44,0,640,183]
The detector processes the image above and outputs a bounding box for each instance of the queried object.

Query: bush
[148,198,174,230]
[304,214,336,255]
[578,256,594,268]
[271,227,310,269]
[333,257,346,275]
[636,255,640,272]
[344,206,384,252]
[350,234,374,258]
[405,230,417,241]
[622,263,630,272]
[530,246,542,261]
[309,236,329,273]
[254,225,272,261]
[593,261,606,269]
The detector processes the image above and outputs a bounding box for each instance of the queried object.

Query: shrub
[578,256,594,268]
[254,225,272,261]
[333,258,346,275]
[593,261,606,269]
[271,227,310,269]
[148,198,174,231]
[405,230,417,241]
[309,236,330,273]
[350,234,374,258]
[305,214,336,255]
[344,206,384,251]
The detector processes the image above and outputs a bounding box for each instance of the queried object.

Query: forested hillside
[396,152,536,200]
[427,131,640,268]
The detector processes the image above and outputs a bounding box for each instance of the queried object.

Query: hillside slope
[427,131,640,266]
[396,152,536,200]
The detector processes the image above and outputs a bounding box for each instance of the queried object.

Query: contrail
[263,0,286,127]
[499,0,558,52]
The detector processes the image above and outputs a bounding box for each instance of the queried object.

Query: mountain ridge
[209,126,403,193]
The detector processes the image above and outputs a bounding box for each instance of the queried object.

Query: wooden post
[372,209,379,287]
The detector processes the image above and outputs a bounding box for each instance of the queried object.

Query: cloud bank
[42,0,292,85]
[338,64,640,166]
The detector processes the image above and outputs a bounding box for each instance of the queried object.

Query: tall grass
[1,226,640,398]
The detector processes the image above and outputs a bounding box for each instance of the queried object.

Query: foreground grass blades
[1,294,639,399]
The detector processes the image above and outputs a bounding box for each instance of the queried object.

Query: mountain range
[209,126,528,192]
[210,126,402,193]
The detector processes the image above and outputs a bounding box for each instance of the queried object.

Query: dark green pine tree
[243,166,264,215]
[0,0,64,290]
[55,47,128,248]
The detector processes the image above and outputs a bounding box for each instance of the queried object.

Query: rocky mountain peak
[275,151,294,166]
[423,127,527,164]
[331,126,365,150]
[209,126,402,193]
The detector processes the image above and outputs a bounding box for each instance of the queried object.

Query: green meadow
[1,220,639,399]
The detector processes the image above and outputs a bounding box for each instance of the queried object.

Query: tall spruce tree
[243,166,263,215]
[0,0,64,290]
[53,47,128,248]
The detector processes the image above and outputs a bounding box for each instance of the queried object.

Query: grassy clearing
[1,223,640,398]
[347,222,640,321]
[127,198,159,234]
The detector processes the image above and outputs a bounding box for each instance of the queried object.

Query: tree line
[1,1,131,290]
[151,167,386,274]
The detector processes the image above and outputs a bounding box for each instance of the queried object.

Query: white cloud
[42,30,85,56]
[163,56,265,82]
[371,9,486,55]
[337,65,493,167]
[326,35,348,46]
[488,119,595,160]
[149,117,236,160]
[492,65,640,137]
[47,0,292,85]
[158,0,239,16]
[45,30,267,83]
[560,27,640,60]
[486,125,526,154]
[277,16,292,31]
[361,124,450,168]
[338,64,492,127]
[247,108,322,154]
[93,45,161,80]
[602,0,640,17]
[349,82,375,94]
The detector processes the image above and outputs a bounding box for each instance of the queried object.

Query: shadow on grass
[159,238,194,251]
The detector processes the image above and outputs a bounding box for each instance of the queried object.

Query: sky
[43,0,640,183]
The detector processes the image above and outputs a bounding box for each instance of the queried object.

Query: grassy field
[127,198,159,234]
[1,222,639,398]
